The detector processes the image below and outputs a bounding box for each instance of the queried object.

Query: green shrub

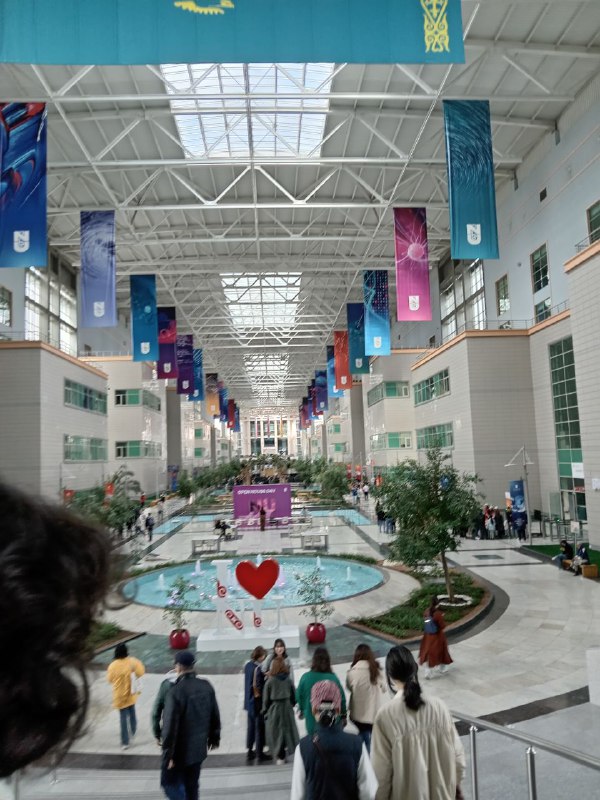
[87,621,125,650]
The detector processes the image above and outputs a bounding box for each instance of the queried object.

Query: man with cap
[290,679,377,800]
[160,650,221,800]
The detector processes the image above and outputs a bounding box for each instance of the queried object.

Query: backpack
[424,616,439,634]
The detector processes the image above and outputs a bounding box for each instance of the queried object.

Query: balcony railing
[575,231,600,253]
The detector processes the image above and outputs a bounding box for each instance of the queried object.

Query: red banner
[333,330,351,391]
[227,398,235,429]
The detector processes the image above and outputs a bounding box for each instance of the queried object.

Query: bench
[191,537,220,555]
[562,559,598,579]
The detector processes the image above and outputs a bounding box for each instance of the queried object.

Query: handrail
[451,710,600,772]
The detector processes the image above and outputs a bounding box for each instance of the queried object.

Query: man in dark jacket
[290,680,377,800]
[161,651,221,800]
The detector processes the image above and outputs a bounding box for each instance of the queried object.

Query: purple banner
[233,484,292,527]
[176,334,194,395]
[80,210,117,327]
[394,207,432,321]
[157,306,177,379]
[315,370,328,412]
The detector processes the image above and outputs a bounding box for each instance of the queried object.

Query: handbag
[130,659,144,694]
[423,617,439,634]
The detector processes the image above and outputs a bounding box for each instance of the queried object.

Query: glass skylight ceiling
[221,273,301,331]
[160,63,335,158]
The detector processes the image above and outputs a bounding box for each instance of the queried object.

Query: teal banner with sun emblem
[0,0,464,65]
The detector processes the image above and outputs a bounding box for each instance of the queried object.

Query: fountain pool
[124,556,383,611]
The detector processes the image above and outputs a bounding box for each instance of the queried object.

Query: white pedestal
[196,624,301,653]
[586,647,600,706]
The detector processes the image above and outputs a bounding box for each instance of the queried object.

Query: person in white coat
[346,643,388,752]
[371,645,465,800]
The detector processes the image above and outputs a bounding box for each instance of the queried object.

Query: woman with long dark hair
[262,638,295,684]
[295,646,347,735]
[346,643,387,752]
[371,646,465,800]
[418,595,453,678]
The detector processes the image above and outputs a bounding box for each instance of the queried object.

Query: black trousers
[161,761,201,800]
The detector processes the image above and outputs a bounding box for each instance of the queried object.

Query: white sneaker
[121,745,129,751]
[276,758,286,765]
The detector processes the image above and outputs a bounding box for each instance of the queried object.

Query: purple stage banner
[80,210,117,327]
[394,207,432,321]
[176,334,194,395]
[0,103,47,268]
[233,484,292,527]
[157,306,177,379]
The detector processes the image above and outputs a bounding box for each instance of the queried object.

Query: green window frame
[115,389,141,406]
[328,423,342,434]
[63,435,108,461]
[371,432,412,451]
[531,244,549,293]
[334,442,347,453]
[496,274,510,315]
[194,428,204,439]
[416,423,453,450]
[194,447,204,458]
[64,379,107,415]
[142,389,161,412]
[115,440,162,458]
[413,369,450,406]
[534,298,552,323]
[367,381,409,406]
[587,200,600,244]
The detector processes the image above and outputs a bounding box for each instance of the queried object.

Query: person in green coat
[262,657,300,764]
[151,668,178,744]
[295,647,347,735]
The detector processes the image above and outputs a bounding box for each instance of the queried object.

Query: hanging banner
[188,348,204,402]
[176,334,194,394]
[234,404,241,433]
[227,398,236,429]
[334,330,351,390]
[205,373,220,417]
[308,381,318,421]
[218,381,228,422]
[302,396,311,429]
[443,100,499,260]
[0,1,464,66]
[363,270,391,356]
[157,306,178,379]
[130,275,158,360]
[315,370,328,413]
[394,208,432,321]
[509,479,528,534]
[80,211,117,328]
[326,345,344,398]
[346,303,369,374]
[0,103,47,268]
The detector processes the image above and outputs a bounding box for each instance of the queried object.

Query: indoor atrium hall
[1,1,600,799]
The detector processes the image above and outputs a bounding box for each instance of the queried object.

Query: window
[0,286,11,326]
[371,432,412,450]
[496,275,510,315]
[414,369,450,406]
[115,389,141,406]
[328,423,342,434]
[531,244,549,293]
[142,389,161,412]
[64,379,107,414]
[416,423,453,450]
[587,201,600,244]
[194,428,204,439]
[367,381,409,406]
[535,298,552,323]
[334,442,347,453]
[25,264,77,355]
[439,260,485,343]
[115,440,162,458]
[194,447,204,458]
[64,435,107,461]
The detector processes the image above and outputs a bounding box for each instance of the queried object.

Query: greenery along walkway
[353,571,484,640]
[527,543,600,567]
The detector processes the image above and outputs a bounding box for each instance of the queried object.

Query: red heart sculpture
[235,559,280,600]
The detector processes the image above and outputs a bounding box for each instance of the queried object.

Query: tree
[318,462,349,504]
[380,448,480,601]
[70,466,140,536]
[294,566,334,624]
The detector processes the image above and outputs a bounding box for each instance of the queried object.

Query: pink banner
[233,484,292,527]
[394,207,432,321]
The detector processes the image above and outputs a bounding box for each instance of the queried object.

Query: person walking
[418,596,453,679]
[371,645,465,800]
[151,665,179,746]
[262,656,299,765]
[346,644,388,753]
[295,647,347,735]
[259,506,267,532]
[145,513,155,542]
[106,643,145,750]
[243,646,272,763]
[161,651,221,800]
[375,503,386,534]
[362,483,369,503]
[290,679,378,800]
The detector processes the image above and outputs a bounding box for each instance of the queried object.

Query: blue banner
[363,271,391,356]
[0,1,464,66]
[326,346,343,399]
[346,303,369,374]
[130,275,158,361]
[176,334,194,395]
[188,348,204,402]
[80,211,117,328]
[157,306,178,379]
[0,103,47,268]
[315,370,328,413]
[509,479,528,534]
[234,404,241,434]
[218,382,228,423]
[443,100,499,260]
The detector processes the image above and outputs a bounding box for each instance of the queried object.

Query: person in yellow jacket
[107,643,145,750]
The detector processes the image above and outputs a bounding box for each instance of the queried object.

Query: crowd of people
[472,503,527,541]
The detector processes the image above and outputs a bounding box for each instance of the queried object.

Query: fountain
[256,553,263,565]
[346,566,353,583]
[157,573,166,591]
[316,555,322,570]
[193,559,202,576]
[276,567,286,588]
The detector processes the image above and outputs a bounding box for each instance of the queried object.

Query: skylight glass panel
[161,63,334,159]
[221,272,301,331]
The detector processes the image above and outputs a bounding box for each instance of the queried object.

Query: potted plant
[295,566,334,643]
[163,575,193,649]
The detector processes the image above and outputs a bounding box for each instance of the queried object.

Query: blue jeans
[554,554,568,569]
[353,721,373,753]
[161,763,201,800]
[119,705,137,746]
